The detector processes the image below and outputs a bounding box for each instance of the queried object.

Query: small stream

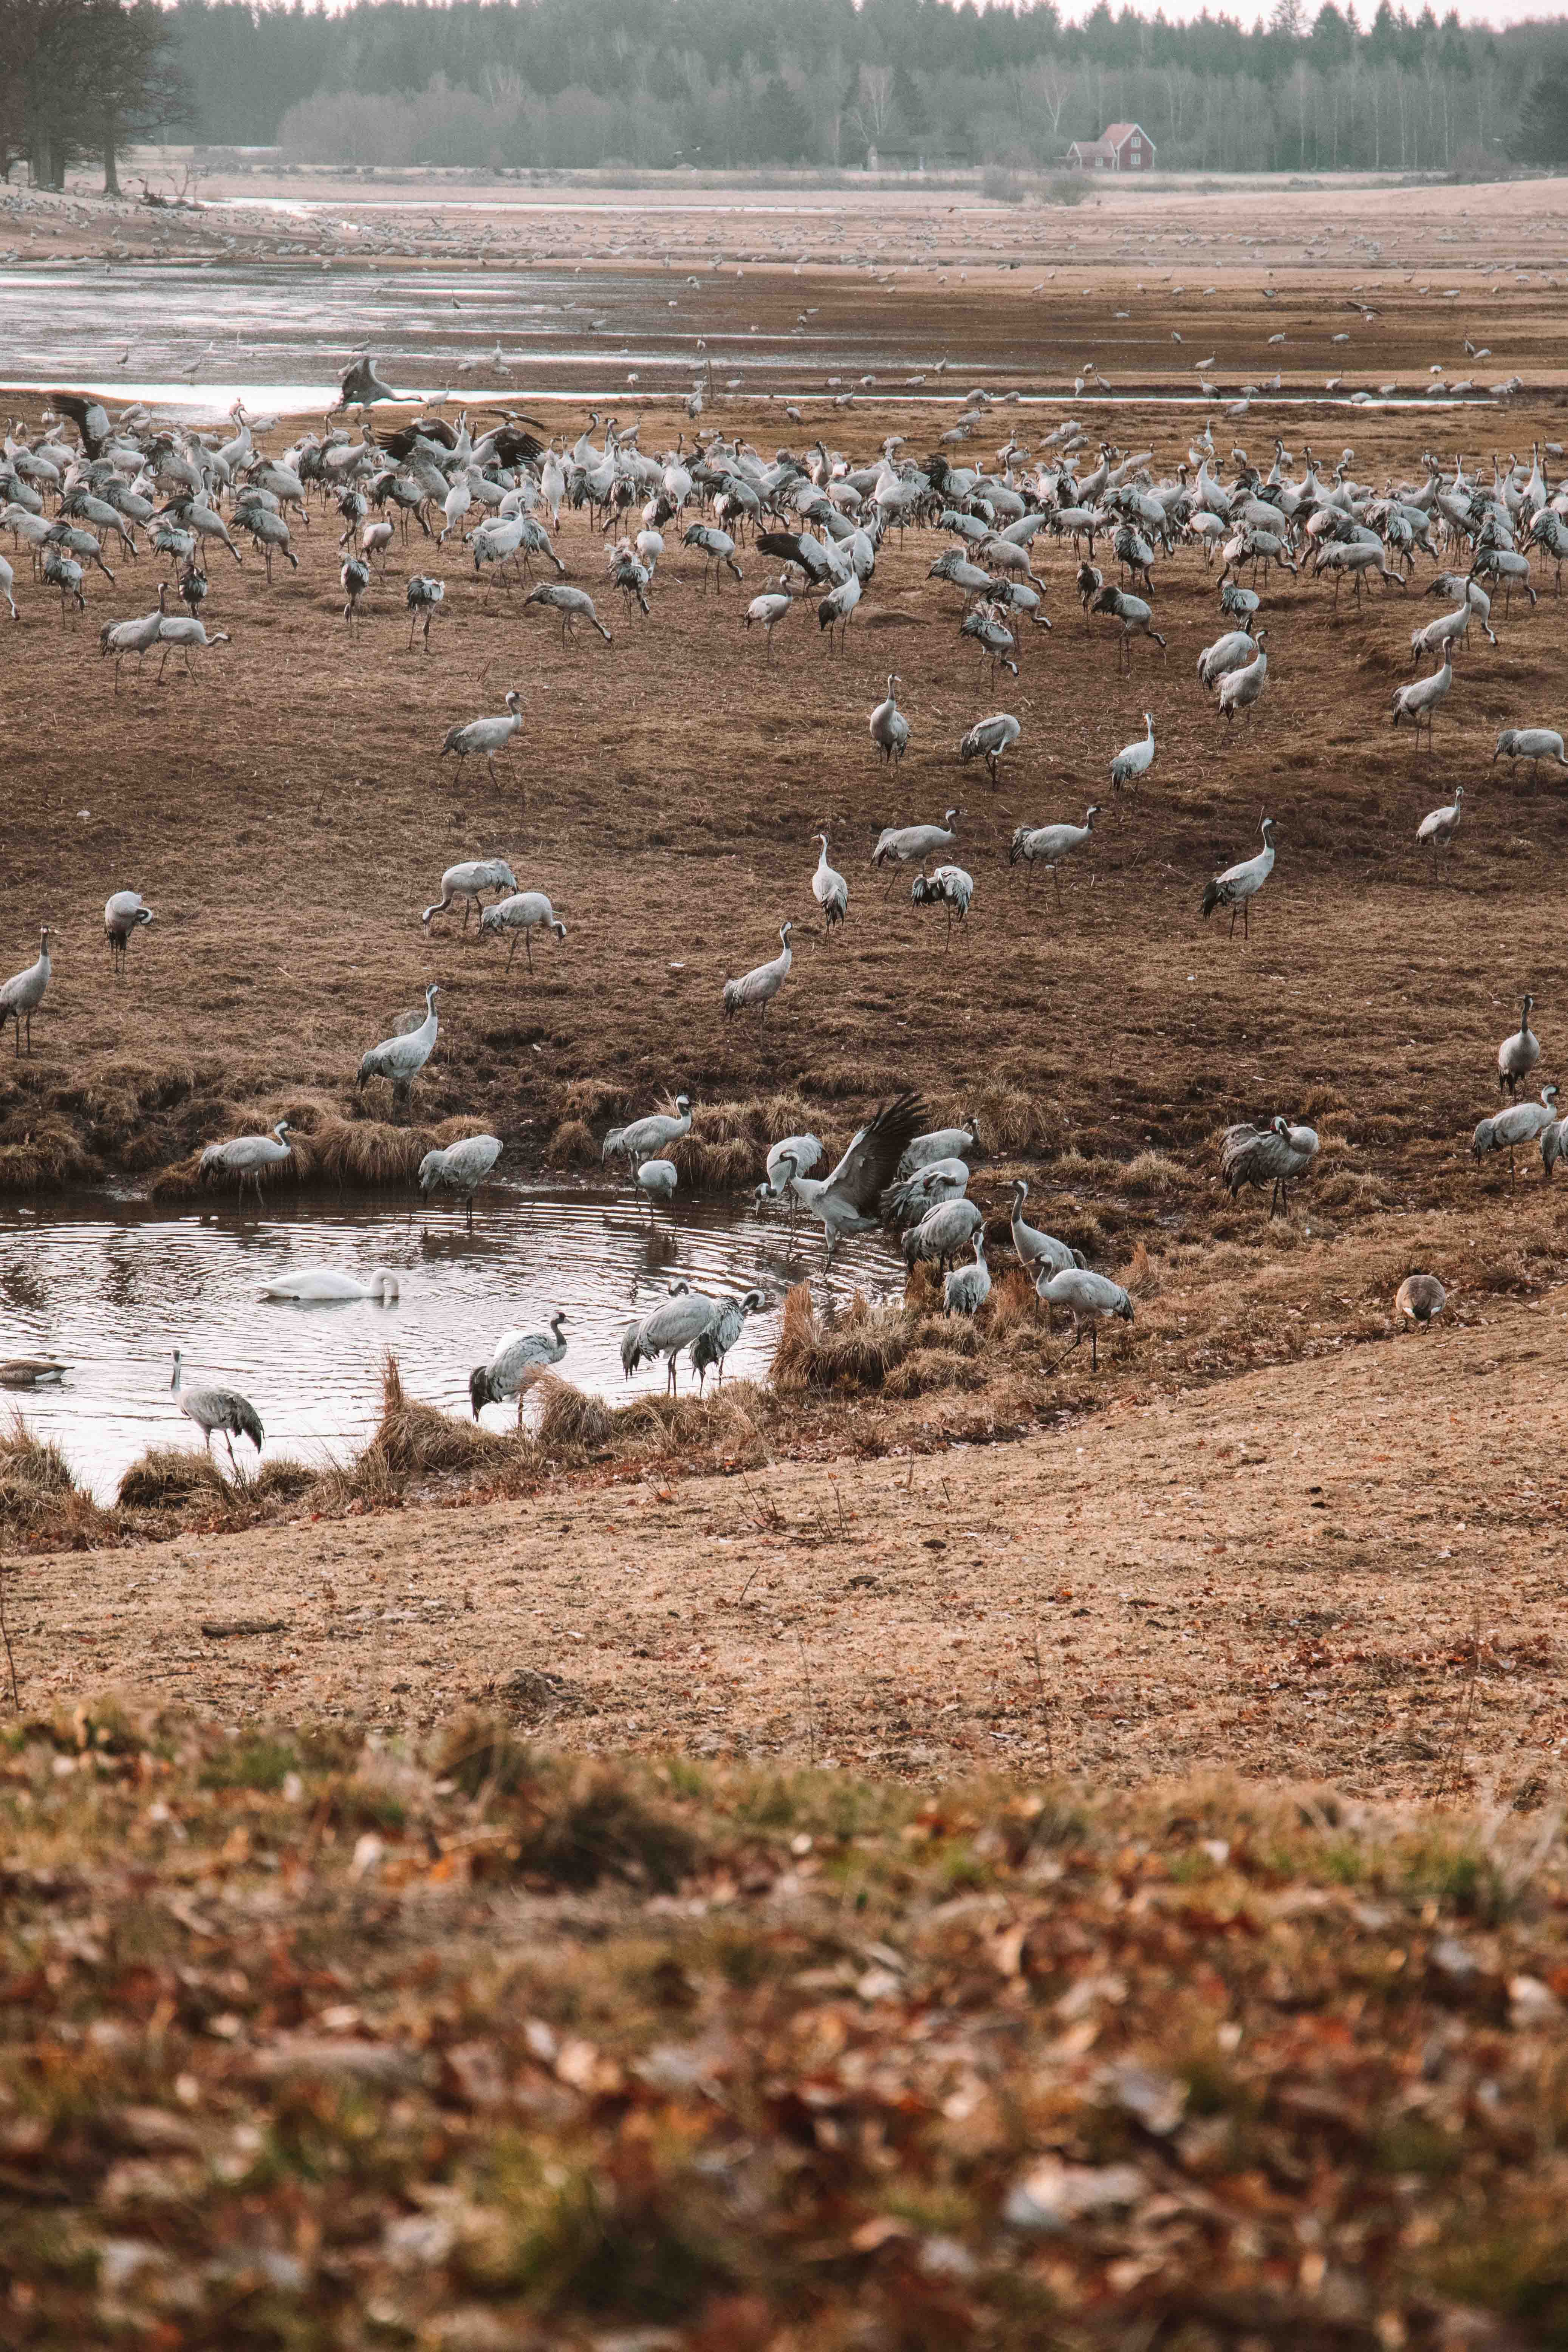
[0,1183,902,1502]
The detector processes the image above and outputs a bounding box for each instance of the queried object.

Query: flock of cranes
[5,374,1568,1461]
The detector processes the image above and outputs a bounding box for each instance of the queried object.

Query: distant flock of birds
[5,377,1567,1453]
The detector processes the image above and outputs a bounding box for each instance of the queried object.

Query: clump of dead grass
[116,1445,233,1509]
[545,1117,596,1168]
[771,1282,912,1393]
[974,1080,1045,1154]
[0,1115,96,1192]
[534,1375,615,1452]
[316,1356,516,1506]
[0,1411,84,1527]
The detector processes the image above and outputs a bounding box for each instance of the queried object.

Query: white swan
[258,1266,401,1304]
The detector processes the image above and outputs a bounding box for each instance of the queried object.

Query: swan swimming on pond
[257,1267,401,1304]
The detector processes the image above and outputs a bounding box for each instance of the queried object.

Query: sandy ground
[11,1274,1566,1803]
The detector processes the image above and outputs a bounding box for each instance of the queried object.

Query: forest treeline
[5,0,1568,189]
[181,0,1568,177]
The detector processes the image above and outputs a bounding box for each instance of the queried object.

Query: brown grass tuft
[544,1117,597,1169]
[0,1410,85,1529]
[975,1081,1043,1154]
[985,1266,1040,1340]
[359,1354,514,1483]
[770,1283,912,1393]
[1124,1148,1186,1195]
[0,1116,96,1193]
[116,1445,233,1509]
[534,1375,615,1452]
[882,1343,986,1398]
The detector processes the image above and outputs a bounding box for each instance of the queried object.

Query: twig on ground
[0,1561,19,1710]
[1031,1629,1055,1775]
[798,1626,817,1768]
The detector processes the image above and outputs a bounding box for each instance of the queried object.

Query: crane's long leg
[506,934,519,973]
[525,930,534,973]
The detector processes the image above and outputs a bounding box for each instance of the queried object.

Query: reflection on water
[0,1184,902,1502]
[0,262,1488,424]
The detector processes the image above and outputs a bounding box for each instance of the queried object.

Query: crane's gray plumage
[1201,817,1276,938]
[635,1156,678,1212]
[958,712,1020,786]
[526,581,611,643]
[1494,727,1568,777]
[1009,1180,1085,1280]
[904,1195,983,1271]
[358,983,438,1106]
[621,1283,720,1393]
[478,890,567,972]
[418,1133,502,1226]
[441,691,523,786]
[870,675,909,764]
[1416,786,1463,881]
[1474,1084,1558,1189]
[200,1118,293,1207]
[944,1231,991,1315]
[604,1095,692,1166]
[898,1120,979,1180]
[1497,994,1540,1098]
[886,1156,969,1226]
[910,863,973,945]
[470,1312,568,1419]
[1038,1267,1134,1368]
[104,892,152,973]
[812,835,848,928]
[1220,1114,1320,1216]
[170,1349,263,1470]
[873,809,959,871]
[1009,808,1098,902]
[723,922,793,1018]
[691,1288,768,1391]
[423,858,518,930]
[779,1092,926,1263]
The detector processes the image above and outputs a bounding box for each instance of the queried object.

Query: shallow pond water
[0,262,1488,422]
[0,1182,902,1502]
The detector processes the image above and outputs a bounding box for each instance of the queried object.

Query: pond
[0,1182,902,1502]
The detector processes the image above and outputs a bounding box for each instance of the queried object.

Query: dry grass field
[6,175,1568,2350]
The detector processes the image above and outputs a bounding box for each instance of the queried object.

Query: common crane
[1217,631,1268,726]
[358,984,438,1111]
[910,863,974,946]
[903,1195,983,1272]
[899,1118,979,1178]
[1110,712,1156,796]
[870,675,909,764]
[1009,808,1097,902]
[873,809,960,875]
[958,712,1020,788]
[1201,818,1276,939]
[470,1313,568,1421]
[440,691,523,788]
[776,1092,926,1264]
[199,1119,293,1208]
[99,584,167,689]
[478,891,567,973]
[1473,1084,1559,1189]
[690,1288,768,1391]
[812,835,848,929]
[635,1156,678,1214]
[1009,1180,1084,1287]
[723,922,793,1019]
[621,1284,720,1394]
[1220,1114,1320,1216]
[418,1133,503,1226]
[604,1095,692,1166]
[1038,1267,1133,1369]
[0,928,53,1057]
[104,892,152,973]
[155,616,230,684]
[944,1232,991,1317]
[406,574,444,652]
[1416,786,1464,882]
[422,858,519,930]
[1497,994,1540,1098]
[1493,727,1568,779]
[526,582,611,643]
[170,1350,263,1471]
[755,1132,823,1236]
[745,590,791,659]
[1390,652,1451,747]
